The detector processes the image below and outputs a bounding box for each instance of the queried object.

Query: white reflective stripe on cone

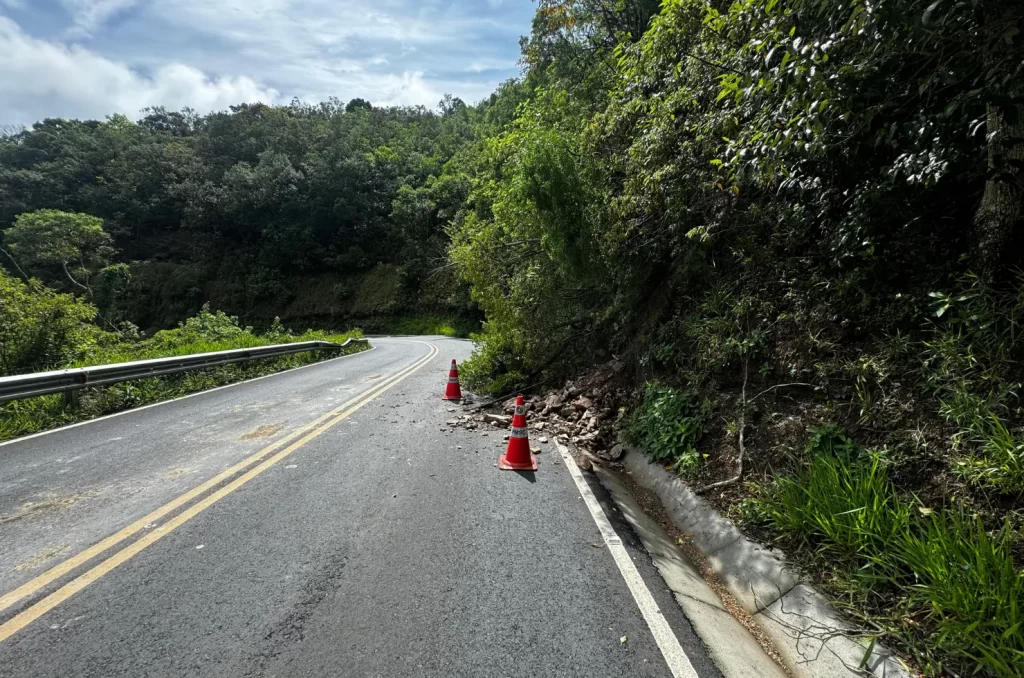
[510,427,528,437]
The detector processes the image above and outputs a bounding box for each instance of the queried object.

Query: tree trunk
[974,102,1024,278]
[973,7,1024,280]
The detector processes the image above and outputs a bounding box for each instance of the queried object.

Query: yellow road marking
[0,342,437,632]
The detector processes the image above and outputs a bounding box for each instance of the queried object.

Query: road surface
[0,337,725,677]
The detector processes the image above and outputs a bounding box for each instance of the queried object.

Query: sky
[0,0,536,126]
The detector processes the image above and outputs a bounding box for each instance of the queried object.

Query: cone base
[498,451,538,471]
[441,394,462,401]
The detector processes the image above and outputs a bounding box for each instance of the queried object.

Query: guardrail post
[62,388,80,408]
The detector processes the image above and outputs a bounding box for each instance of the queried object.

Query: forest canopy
[0,98,489,333]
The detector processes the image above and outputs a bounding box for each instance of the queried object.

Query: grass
[394,315,459,337]
[0,309,367,443]
[349,313,479,338]
[898,511,1024,675]
[770,448,912,578]
[755,426,1024,677]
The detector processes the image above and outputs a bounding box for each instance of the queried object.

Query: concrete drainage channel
[582,442,912,678]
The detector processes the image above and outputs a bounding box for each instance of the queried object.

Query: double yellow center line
[0,341,438,643]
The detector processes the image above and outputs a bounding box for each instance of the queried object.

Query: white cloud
[61,0,140,38]
[468,58,517,73]
[154,0,454,47]
[133,0,519,106]
[380,71,441,108]
[0,1,532,124]
[0,17,279,125]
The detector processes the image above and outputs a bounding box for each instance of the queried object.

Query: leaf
[620,635,628,645]
[858,637,877,669]
[922,0,943,25]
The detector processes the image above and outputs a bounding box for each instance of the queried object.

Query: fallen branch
[749,382,815,403]
[697,376,819,494]
[697,356,749,494]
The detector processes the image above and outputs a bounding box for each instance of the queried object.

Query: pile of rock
[444,359,630,462]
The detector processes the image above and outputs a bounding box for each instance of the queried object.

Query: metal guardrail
[0,338,369,405]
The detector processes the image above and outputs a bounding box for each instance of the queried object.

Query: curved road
[0,337,724,677]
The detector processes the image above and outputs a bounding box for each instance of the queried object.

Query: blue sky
[0,0,536,126]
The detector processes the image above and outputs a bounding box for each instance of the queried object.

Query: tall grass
[898,512,1024,675]
[761,426,1024,677]
[770,452,911,580]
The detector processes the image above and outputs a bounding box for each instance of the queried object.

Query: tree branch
[697,355,749,494]
[61,260,91,295]
[749,382,816,403]
[0,247,30,283]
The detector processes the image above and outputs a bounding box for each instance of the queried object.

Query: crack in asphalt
[244,550,349,676]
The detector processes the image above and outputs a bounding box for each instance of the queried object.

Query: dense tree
[0,97,487,330]
[452,0,1024,383]
[3,210,114,296]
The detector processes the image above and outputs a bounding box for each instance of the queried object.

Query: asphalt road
[0,337,724,677]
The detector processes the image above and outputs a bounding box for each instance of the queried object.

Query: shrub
[0,270,106,375]
[624,381,711,477]
[460,326,528,395]
[923,275,1024,494]
[395,315,458,337]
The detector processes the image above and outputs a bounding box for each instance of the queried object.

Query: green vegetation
[393,316,459,337]
[922,275,1024,494]
[0,269,100,375]
[2,0,1023,672]
[0,100,481,331]
[0,274,365,441]
[624,382,711,476]
[755,426,1023,676]
[441,1,1021,674]
[3,210,114,298]
[767,427,912,570]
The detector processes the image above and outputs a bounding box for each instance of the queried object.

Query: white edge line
[0,343,379,449]
[557,444,700,678]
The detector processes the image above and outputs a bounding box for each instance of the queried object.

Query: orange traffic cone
[442,359,463,400]
[499,395,537,471]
